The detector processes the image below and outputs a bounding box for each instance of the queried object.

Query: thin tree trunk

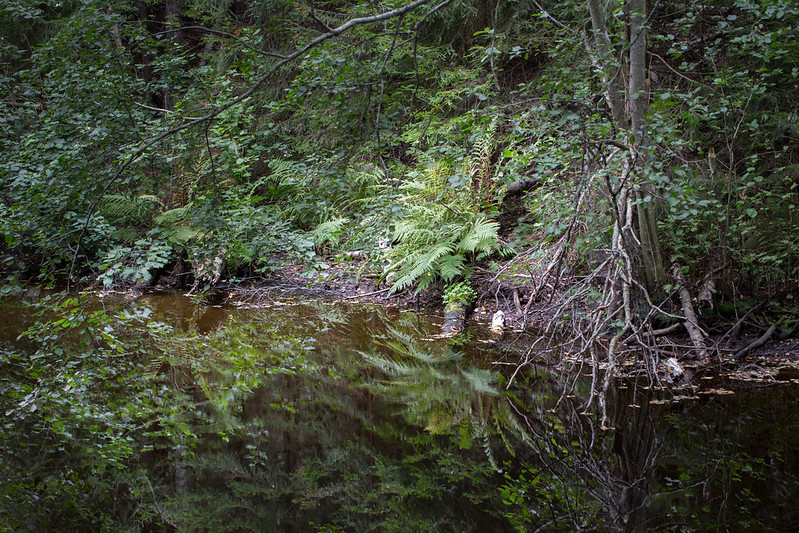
[587,0,625,126]
[628,0,647,144]
[628,0,666,293]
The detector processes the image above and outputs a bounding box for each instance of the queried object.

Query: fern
[154,206,201,247]
[247,159,305,201]
[469,118,498,204]
[313,216,350,246]
[384,158,503,292]
[389,241,456,293]
[154,206,190,226]
[99,194,159,227]
[388,213,500,293]
[456,216,500,254]
[437,254,466,282]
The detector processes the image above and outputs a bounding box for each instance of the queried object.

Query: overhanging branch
[68,0,439,287]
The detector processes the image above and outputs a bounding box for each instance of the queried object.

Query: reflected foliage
[500,372,799,531]
[0,296,513,531]
[1,295,798,530]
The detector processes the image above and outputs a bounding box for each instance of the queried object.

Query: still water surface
[1,293,797,531]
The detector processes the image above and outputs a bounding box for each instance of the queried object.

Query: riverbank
[7,247,798,386]
[177,255,799,386]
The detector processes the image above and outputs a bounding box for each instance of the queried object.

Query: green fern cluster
[388,209,500,293]
[442,281,477,306]
[386,164,502,293]
[313,216,350,247]
[153,206,203,247]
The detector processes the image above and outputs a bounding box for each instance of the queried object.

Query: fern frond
[436,253,466,282]
[456,216,500,254]
[267,159,304,183]
[246,159,304,199]
[160,225,202,247]
[313,216,350,245]
[389,241,455,293]
[154,206,190,226]
[154,206,198,247]
[394,220,438,245]
[99,194,158,226]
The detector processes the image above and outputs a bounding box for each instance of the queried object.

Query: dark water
[0,293,797,531]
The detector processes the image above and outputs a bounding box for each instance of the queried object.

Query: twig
[648,51,701,85]
[343,287,391,299]
[307,0,334,32]
[622,322,681,345]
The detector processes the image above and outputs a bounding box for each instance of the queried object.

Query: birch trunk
[590,0,666,294]
[587,0,625,126]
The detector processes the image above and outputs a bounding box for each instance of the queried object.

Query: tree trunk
[587,0,625,126]
[628,0,647,145]
[591,0,666,295]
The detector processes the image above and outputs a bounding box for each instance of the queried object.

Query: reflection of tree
[502,375,661,531]
[158,304,516,531]
[649,387,799,530]
[503,370,799,531]
[5,295,798,531]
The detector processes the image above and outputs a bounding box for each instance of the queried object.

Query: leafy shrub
[98,235,173,289]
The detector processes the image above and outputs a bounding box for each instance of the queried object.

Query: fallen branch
[673,263,708,357]
[622,321,681,345]
[343,287,391,299]
[722,302,763,347]
[648,322,681,337]
[733,325,776,361]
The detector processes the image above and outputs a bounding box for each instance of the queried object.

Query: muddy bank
[13,250,798,385]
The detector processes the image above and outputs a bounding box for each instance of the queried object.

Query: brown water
[0,292,797,531]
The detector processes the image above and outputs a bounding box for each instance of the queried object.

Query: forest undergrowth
[2,0,798,398]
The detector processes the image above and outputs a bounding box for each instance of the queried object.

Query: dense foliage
[2,0,795,313]
[2,2,798,528]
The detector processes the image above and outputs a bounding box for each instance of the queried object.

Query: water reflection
[0,295,798,531]
[149,300,514,531]
[502,368,799,531]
